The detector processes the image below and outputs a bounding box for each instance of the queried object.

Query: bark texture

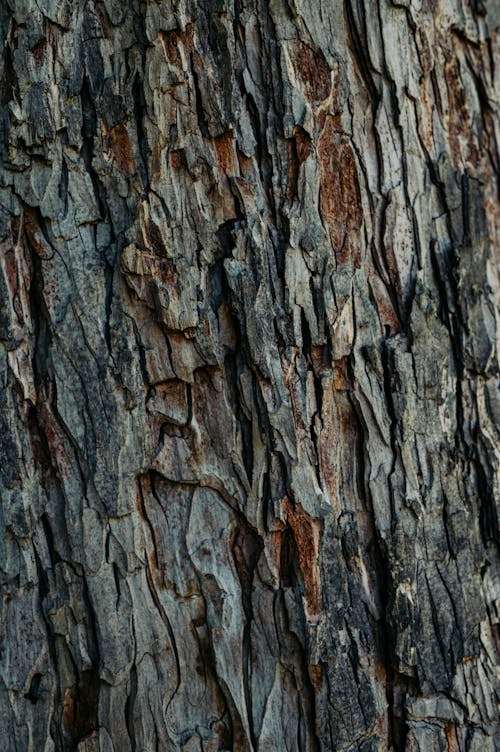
[0,1,499,750]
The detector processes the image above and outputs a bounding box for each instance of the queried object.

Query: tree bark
[0,1,499,750]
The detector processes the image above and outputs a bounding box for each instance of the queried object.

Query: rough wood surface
[0,1,499,750]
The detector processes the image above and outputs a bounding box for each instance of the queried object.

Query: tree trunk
[0,1,498,750]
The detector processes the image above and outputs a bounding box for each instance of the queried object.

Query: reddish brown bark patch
[161,25,194,66]
[291,41,331,105]
[492,622,500,659]
[61,670,99,748]
[31,38,47,67]
[445,724,460,752]
[293,125,313,164]
[38,404,72,478]
[308,663,323,691]
[332,357,349,390]
[281,497,323,621]
[107,123,134,176]
[236,148,254,177]
[213,131,236,175]
[159,258,179,291]
[170,149,186,170]
[317,116,362,266]
[163,31,183,66]
[23,206,43,255]
[217,302,238,351]
[309,345,327,376]
[145,220,168,257]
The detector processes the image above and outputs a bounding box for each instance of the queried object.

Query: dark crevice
[131,317,149,384]
[63,668,100,750]
[124,664,138,751]
[112,561,121,607]
[279,526,301,590]
[190,55,210,139]
[27,215,53,389]
[41,513,61,566]
[80,74,105,220]
[344,0,380,106]
[245,91,267,189]
[272,589,321,752]
[231,525,263,750]
[428,239,465,453]
[379,338,400,532]
[136,472,161,571]
[387,670,419,752]
[25,673,43,705]
[58,157,68,219]
[347,382,417,750]
[0,33,16,107]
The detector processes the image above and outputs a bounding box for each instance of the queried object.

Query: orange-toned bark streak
[445,724,460,752]
[144,220,168,257]
[213,131,237,176]
[161,24,194,66]
[107,123,135,176]
[317,116,362,267]
[292,41,331,105]
[22,207,42,255]
[281,497,323,621]
[308,663,323,692]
